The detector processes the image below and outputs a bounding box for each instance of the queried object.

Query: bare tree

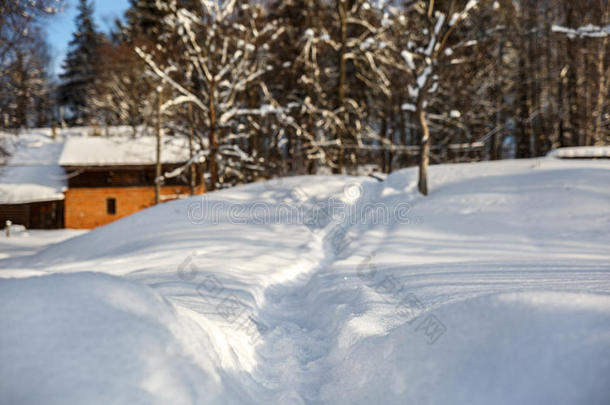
[0,0,62,128]
[392,0,482,195]
[136,0,289,189]
[91,40,156,135]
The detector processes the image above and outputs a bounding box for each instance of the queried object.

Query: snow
[417,66,432,90]
[400,50,415,70]
[59,136,193,166]
[0,166,66,204]
[0,131,66,204]
[1,157,609,404]
[433,12,446,36]
[0,272,222,404]
[0,228,86,271]
[449,109,461,118]
[548,146,610,159]
[552,24,610,38]
[449,0,479,27]
[400,103,416,112]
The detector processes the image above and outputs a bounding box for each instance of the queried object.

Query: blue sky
[46,0,129,76]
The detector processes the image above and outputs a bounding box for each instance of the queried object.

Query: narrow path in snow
[245,178,398,402]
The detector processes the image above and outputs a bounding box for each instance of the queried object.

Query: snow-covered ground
[1,156,609,404]
[0,227,85,271]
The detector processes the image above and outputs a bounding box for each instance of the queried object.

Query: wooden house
[1,132,203,230]
[59,137,204,229]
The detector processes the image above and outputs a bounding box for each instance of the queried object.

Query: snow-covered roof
[0,131,66,204]
[548,146,610,159]
[0,165,66,204]
[59,136,192,167]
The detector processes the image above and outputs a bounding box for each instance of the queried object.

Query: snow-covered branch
[552,24,610,39]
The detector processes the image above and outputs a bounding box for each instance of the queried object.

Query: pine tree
[58,0,103,124]
[123,0,168,42]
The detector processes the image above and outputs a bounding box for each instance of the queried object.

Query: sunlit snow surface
[1,156,609,404]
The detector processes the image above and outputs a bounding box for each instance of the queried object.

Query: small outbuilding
[58,136,204,229]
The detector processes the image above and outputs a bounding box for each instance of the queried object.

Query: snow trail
[245,177,391,402]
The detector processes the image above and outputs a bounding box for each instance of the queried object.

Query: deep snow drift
[1,156,609,404]
[0,272,222,405]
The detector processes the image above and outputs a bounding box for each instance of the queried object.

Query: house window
[106,198,116,215]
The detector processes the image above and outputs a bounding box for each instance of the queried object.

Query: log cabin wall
[0,200,64,229]
[62,164,204,229]
[63,185,201,229]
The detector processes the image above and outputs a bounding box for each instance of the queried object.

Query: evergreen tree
[58,0,103,124]
[123,0,168,42]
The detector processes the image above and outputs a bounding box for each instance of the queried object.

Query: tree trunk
[583,50,592,146]
[565,4,578,146]
[417,108,430,196]
[155,89,162,204]
[399,99,407,147]
[530,23,543,156]
[380,116,388,173]
[335,0,347,174]
[492,41,503,160]
[388,114,394,174]
[593,32,607,145]
[558,71,566,147]
[516,47,530,158]
[208,81,218,191]
[188,103,196,195]
[543,7,555,150]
